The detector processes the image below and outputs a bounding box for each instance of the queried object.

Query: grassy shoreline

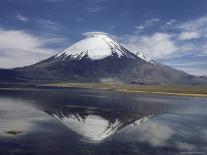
[43,83,207,97]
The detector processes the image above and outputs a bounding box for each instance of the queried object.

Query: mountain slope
[1,32,207,84]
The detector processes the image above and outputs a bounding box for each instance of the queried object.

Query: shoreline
[42,83,207,97]
[116,89,207,97]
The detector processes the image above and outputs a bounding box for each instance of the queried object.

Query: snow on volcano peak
[55,32,154,63]
[55,32,124,60]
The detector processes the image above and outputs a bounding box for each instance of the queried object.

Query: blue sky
[0,0,207,75]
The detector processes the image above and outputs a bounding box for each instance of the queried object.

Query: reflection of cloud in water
[136,120,174,146]
[118,119,174,147]
[0,98,52,137]
[134,97,170,103]
[175,142,196,151]
[202,129,207,141]
[117,114,207,152]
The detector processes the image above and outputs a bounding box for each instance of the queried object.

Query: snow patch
[136,52,154,63]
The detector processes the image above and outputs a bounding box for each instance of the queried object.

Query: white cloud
[145,18,160,25]
[162,56,207,76]
[85,5,104,12]
[84,0,108,12]
[178,16,207,38]
[76,17,85,22]
[202,44,207,54]
[179,16,207,31]
[135,18,160,33]
[174,67,207,76]
[165,19,176,26]
[178,31,200,40]
[37,19,63,32]
[135,26,144,32]
[43,0,63,2]
[0,28,62,68]
[120,33,177,59]
[17,14,28,22]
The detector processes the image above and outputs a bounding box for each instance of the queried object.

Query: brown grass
[42,83,207,97]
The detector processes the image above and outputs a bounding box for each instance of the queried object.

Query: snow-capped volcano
[55,32,152,63]
[9,32,206,84]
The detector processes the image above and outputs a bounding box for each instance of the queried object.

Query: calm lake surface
[0,87,207,155]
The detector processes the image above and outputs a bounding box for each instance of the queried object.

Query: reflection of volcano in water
[45,105,155,142]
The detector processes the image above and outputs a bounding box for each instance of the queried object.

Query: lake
[0,87,207,155]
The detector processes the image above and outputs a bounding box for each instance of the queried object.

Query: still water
[0,87,207,155]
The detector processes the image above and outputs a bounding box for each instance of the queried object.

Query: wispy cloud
[0,27,63,68]
[17,14,28,22]
[178,16,207,31]
[36,19,63,32]
[84,0,109,12]
[85,5,104,12]
[178,31,200,40]
[202,44,207,54]
[76,17,85,22]
[43,0,63,2]
[135,18,160,33]
[120,33,177,59]
[177,16,207,39]
[145,18,160,25]
[175,15,207,59]
[165,19,176,26]
[162,57,207,76]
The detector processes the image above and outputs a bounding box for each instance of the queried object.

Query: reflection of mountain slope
[45,106,154,142]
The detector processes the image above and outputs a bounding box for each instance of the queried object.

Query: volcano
[0,32,206,84]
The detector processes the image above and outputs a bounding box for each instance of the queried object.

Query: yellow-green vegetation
[6,130,22,135]
[44,83,207,97]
